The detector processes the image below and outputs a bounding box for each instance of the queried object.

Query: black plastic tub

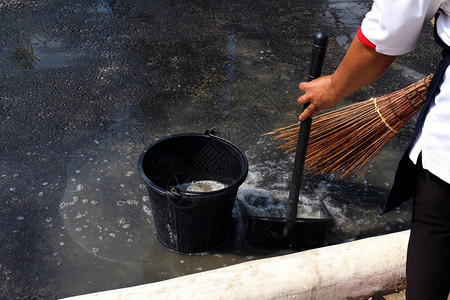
[138,132,248,253]
[238,191,332,249]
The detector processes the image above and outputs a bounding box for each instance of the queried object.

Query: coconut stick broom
[266,74,433,179]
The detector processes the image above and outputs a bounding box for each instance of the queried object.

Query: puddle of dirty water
[56,105,412,296]
[60,139,154,264]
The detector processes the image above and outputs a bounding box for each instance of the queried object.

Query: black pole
[283,32,328,238]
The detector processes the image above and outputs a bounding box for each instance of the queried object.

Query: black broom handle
[283,32,328,237]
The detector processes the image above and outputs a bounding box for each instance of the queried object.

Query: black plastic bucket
[137,132,248,253]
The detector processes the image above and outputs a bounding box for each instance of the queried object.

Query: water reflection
[12,39,39,69]
[10,36,84,70]
[325,0,371,31]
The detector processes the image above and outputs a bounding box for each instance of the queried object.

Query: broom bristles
[266,74,433,178]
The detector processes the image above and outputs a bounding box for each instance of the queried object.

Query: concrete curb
[61,230,410,300]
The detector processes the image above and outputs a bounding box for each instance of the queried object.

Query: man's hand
[298,75,341,120]
[296,35,396,121]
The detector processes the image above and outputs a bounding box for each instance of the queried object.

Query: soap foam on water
[177,180,228,193]
[59,137,155,264]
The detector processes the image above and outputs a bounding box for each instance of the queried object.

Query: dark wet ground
[0,0,442,299]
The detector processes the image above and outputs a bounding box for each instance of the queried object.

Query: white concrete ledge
[62,230,410,300]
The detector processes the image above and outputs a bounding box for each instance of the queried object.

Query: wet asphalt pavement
[0,0,442,299]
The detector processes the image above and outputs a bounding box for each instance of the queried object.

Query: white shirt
[359,0,450,184]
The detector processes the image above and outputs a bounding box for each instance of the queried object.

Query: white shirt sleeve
[360,0,443,55]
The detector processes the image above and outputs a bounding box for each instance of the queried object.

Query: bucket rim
[137,132,249,198]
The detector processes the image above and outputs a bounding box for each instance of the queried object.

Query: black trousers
[406,157,450,299]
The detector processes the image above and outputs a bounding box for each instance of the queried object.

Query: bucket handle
[204,129,220,136]
[169,186,210,197]
[168,186,203,209]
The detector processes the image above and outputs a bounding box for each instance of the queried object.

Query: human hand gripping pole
[283,32,328,238]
